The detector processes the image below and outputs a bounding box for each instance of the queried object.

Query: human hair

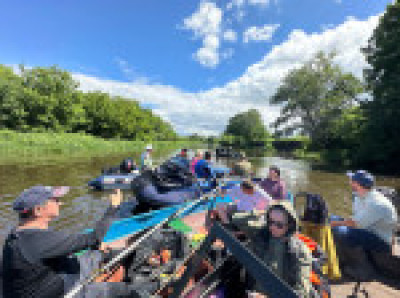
[204,151,212,160]
[359,183,373,191]
[269,165,281,177]
[266,205,296,235]
[241,180,254,191]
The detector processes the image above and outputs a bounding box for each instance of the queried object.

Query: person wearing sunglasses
[2,186,138,298]
[245,201,313,298]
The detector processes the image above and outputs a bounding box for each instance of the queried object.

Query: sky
[0,0,393,135]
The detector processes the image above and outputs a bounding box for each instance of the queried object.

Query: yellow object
[301,221,342,280]
[192,233,206,242]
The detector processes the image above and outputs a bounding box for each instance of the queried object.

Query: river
[1,148,400,242]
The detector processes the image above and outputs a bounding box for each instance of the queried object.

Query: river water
[1,148,400,242]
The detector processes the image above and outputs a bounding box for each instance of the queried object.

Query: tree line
[270,1,400,174]
[222,1,399,174]
[0,65,177,141]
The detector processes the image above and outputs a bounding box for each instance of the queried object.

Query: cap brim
[52,186,70,197]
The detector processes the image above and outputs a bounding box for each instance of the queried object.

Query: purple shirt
[260,178,287,201]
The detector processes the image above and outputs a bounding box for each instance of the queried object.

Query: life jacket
[296,233,331,298]
[302,193,329,225]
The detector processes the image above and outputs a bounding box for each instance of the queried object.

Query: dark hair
[362,184,373,190]
[266,205,296,236]
[241,180,254,191]
[181,148,188,153]
[204,151,212,160]
[269,165,281,177]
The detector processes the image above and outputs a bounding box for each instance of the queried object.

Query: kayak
[102,193,235,243]
[88,173,140,191]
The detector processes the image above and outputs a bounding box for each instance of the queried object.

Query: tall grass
[0,130,199,165]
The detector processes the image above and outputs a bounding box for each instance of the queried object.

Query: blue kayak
[103,193,234,243]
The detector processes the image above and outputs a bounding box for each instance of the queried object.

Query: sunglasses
[268,220,287,229]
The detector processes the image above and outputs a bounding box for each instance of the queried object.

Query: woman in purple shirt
[260,166,287,201]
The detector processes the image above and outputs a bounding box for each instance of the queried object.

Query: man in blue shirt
[195,151,212,179]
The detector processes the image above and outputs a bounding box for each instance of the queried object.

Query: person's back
[353,189,397,245]
[194,151,212,179]
[3,229,78,298]
[141,152,152,169]
[232,160,252,177]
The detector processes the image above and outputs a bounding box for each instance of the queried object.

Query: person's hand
[247,292,267,298]
[108,189,123,207]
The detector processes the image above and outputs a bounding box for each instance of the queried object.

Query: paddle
[64,186,222,298]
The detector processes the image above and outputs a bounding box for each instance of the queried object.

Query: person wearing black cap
[330,170,397,280]
[2,186,136,297]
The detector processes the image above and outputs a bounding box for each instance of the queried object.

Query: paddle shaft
[64,188,220,298]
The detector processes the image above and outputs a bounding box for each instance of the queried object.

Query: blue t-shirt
[195,159,211,179]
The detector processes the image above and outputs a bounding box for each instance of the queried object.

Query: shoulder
[368,190,395,209]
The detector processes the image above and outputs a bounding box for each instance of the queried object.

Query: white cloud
[243,24,280,43]
[74,15,380,136]
[114,57,150,84]
[182,1,223,68]
[223,29,238,42]
[248,0,273,6]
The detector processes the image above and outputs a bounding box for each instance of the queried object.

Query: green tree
[0,64,178,141]
[224,109,269,145]
[360,0,400,174]
[271,52,364,150]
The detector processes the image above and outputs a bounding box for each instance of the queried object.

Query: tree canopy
[0,65,177,140]
[359,0,400,173]
[270,52,364,150]
[224,109,269,145]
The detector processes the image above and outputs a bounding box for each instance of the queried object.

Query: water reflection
[1,148,400,242]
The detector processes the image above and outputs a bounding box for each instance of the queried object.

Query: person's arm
[279,181,287,201]
[39,190,123,260]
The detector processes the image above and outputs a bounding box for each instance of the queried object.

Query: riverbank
[0,130,199,165]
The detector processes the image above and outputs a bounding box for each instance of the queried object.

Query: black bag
[376,186,400,216]
[302,193,329,225]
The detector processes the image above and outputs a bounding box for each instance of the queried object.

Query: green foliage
[0,129,191,165]
[359,0,400,174]
[271,52,364,150]
[0,65,177,140]
[224,109,270,145]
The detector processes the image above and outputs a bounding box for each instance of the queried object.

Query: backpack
[301,193,329,225]
[375,186,400,216]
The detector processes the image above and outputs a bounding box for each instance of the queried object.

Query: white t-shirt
[352,189,397,244]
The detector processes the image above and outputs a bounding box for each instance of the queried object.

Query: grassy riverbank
[0,130,199,165]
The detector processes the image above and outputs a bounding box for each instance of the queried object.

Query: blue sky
[0,0,393,135]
